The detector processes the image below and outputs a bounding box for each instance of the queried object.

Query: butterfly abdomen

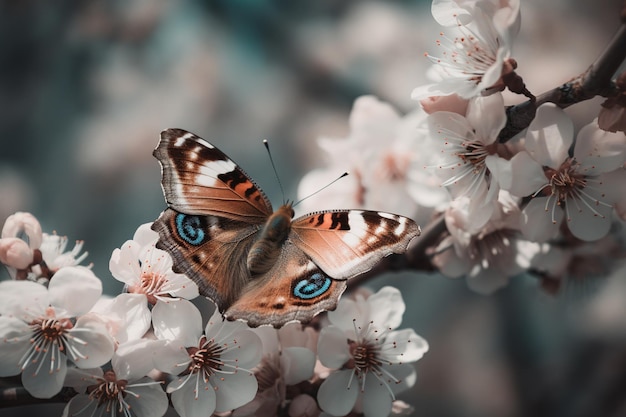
[247,204,294,275]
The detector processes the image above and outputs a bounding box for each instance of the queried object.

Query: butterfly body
[152,128,420,327]
[247,203,294,275]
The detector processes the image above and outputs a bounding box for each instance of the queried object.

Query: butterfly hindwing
[154,128,272,222]
[291,210,420,279]
[224,241,348,328]
[152,208,260,312]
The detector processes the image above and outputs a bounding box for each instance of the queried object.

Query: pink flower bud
[1,212,42,249]
[420,94,469,115]
[0,237,34,269]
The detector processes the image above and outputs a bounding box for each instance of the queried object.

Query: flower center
[458,140,493,172]
[254,354,281,392]
[128,269,169,304]
[544,159,587,204]
[186,336,225,377]
[30,317,72,352]
[350,341,383,375]
[88,370,128,410]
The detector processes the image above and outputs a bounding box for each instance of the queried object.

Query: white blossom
[316,287,428,417]
[0,268,115,398]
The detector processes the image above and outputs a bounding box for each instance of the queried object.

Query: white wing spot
[343,233,361,247]
[394,218,407,236]
[174,137,187,147]
[342,212,369,247]
[198,160,237,178]
[196,173,217,187]
[377,212,396,220]
[374,221,387,236]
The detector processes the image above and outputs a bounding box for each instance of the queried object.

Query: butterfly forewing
[155,128,273,222]
[290,210,420,279]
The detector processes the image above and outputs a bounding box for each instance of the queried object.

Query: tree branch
[499,22,626,142]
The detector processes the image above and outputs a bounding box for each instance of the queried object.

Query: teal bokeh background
[1,1,625,416]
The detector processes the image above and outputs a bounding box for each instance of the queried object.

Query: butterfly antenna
[293,171,349,208]
[263,140,287,204]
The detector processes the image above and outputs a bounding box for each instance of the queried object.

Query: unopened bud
[1,212,43,249]
[0,237,34,269]
[420,94,469,115]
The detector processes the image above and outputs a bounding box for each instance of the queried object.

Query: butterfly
[151,128,421,327]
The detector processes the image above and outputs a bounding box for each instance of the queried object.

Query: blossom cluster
[0,212,428,417]
[300,0,626,294]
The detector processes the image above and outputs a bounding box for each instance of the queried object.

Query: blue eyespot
[293,273,331,299]
[175,213,205,245]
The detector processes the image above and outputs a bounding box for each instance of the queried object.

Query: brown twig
[499,23,626,142]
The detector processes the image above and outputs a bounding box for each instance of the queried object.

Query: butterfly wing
[154,128,273,222]
[152,208,260,312]
[224,240,347,328]
[290,210,420,279]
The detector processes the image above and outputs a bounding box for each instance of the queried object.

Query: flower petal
[219,329,263,370]
[565,189,614,241]
[525,104,573,168]
[574,121,626,175]
[63,394,96,417]
[466,94,506,144]
[170,375,217,417]
[0,317,31,376]
[69,316,115,368]
[153,341,191,375]
[22,355,67,398]
[317,326,351,369]
[165,273,200,299]
[205,309,249,343]
[104,293,151,343]
[367,286,405,330]
[213,370,259,412]
[327,298,365,336]
[520,197,562,242]
[0,280,48,320]
[362,374,393,417]
[281,346,316,385]
[109,240,142,285]
[317,370,359,417]
[152,299,202,346]
[113,338,168,381]
[431,0,473,26]
[133,223,159,247]
[48,266,102,317]
[125,379,170,417]
[63,367,103,391]
[383,328,429,363]
[491,151,548,197]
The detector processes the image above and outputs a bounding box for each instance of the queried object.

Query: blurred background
[1,0,625,416]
